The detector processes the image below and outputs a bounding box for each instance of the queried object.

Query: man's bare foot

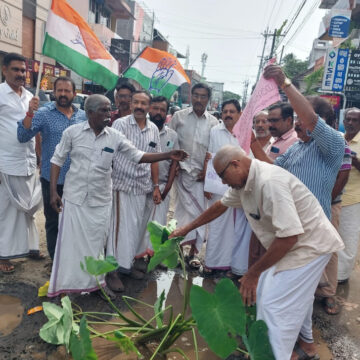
[105,271,125,292]
[291,339,319,360]
[0,260,15,274]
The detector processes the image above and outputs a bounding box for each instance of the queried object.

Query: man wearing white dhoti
[144,96,179,256]
[170,146,344,360]
[106,91,162,292]
[169,83,218,268]
[0,53,42,273]
[203,99,251,277]
[48,95,188,297]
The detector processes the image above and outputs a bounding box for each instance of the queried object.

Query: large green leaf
[80,255,118,276]
[147,221,166,252]
[39,296,76,351]
[147,236,183,271]
[246,320,275,360]
[190,278,246,358]
[70,316,98,360]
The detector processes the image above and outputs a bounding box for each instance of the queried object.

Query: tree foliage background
[282,53,309,78]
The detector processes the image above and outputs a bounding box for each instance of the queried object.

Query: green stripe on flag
[124,67,179,99]
[42,34,118,90]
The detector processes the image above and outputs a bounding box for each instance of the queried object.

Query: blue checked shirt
[275,117,345,219]
[17,102,87,184]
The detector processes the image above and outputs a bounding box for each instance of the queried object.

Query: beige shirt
[169,107,218,178]
[221,159,344,273]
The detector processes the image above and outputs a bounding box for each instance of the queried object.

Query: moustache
[59,96,68,101]
[224,116,233,121]
[256,127,265,131]
[269,127,276,132]
[103,118,111,124]
[134,108,145,113]
[295,126,302,132]
[16,76,25,81]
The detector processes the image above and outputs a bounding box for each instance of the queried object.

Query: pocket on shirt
[95,149,114,170]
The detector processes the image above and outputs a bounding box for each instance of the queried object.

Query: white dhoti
[145,184,171,254]
[231,208,252,275]
[0,172,42,259]
[337,202,360,281]
[107,191,153,273]
[48,198,111,297]
[174,171,207,252]
[257,254,331,360]
[205,194,233,269]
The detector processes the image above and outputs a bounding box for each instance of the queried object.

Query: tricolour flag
[123,47,190,99]
[43,0,118,89]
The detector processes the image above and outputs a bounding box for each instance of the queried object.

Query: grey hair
[345,107,360,117]
[213,145,246,169]
[84,94,110,115]
[253,110,268,121]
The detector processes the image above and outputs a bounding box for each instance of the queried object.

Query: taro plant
[39,219,275,360]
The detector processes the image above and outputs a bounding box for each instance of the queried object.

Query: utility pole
[242,79,249,109]
[256,27,269,83]
[201,53,208,81]
[269,28,277,59]
[184,45,190,69]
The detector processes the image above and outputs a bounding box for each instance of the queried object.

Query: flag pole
[121,46,148,77]
[35,56,44,97]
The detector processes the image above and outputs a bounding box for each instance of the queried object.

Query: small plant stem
[74,311,120,317]
[236,347,250,356]
[89,327,152,339]
[150,314,182,360]
[241,335,251,356]
[122,295,155,308]
[122,297,154,327]
[131,305,173,339]
[135,325,169,344]
[96,277,143,327]
[191,328,199,360]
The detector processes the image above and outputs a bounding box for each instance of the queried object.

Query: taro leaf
[106,330,142,357]
[190,278,246,359]
[70,316,98,360]
[39,296,74,351]
[154,290,166,328]
[147,236,183,271]
[80,255,118,276]
[147,221,166,252]
[246,320,275,360]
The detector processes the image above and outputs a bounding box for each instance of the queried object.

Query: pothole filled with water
[0,294,24,337]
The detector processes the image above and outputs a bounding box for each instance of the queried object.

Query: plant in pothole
[39,219,275,359]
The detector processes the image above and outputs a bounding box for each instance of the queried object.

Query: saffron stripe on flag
[43,34,118,90]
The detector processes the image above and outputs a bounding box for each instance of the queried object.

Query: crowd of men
[1,52,360,360]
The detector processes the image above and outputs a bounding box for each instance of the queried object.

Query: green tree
[303,66,324,95]
[282,53,308,79]
[223,90,241,102]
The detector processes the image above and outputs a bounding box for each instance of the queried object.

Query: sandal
[185,255,201,270]
[29,251,46,260]
[199,266,216,278]
[322,296,341,315]
[293,342,320,360]
[0,260,15,274]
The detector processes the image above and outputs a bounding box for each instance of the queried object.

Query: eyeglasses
[192,93,208,100]
[218,160,240,179]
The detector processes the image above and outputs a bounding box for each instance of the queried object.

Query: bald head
[213,145,246,171]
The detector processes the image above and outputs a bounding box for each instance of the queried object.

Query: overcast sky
[142,0,327,96]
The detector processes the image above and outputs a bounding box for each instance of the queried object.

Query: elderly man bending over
[48,94,187,298]
[171,145,343,360]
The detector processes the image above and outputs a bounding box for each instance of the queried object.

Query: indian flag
[42,0,118,90]
[124,47,190,99]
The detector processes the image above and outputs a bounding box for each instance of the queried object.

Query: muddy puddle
[36,270,334,360]
[0,294,24,337]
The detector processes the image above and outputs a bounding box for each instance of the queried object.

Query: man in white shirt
[202,99,251,278]
[0,53,42,273]
[253,110,273,151]
[169,83,218,268]
[170,145,343,360]
[48,94,187,297]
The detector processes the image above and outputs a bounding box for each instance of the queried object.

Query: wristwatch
[281,77,292,90]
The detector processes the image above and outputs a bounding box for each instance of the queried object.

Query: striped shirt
[275,117,345,219]
[112,114,160,194]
